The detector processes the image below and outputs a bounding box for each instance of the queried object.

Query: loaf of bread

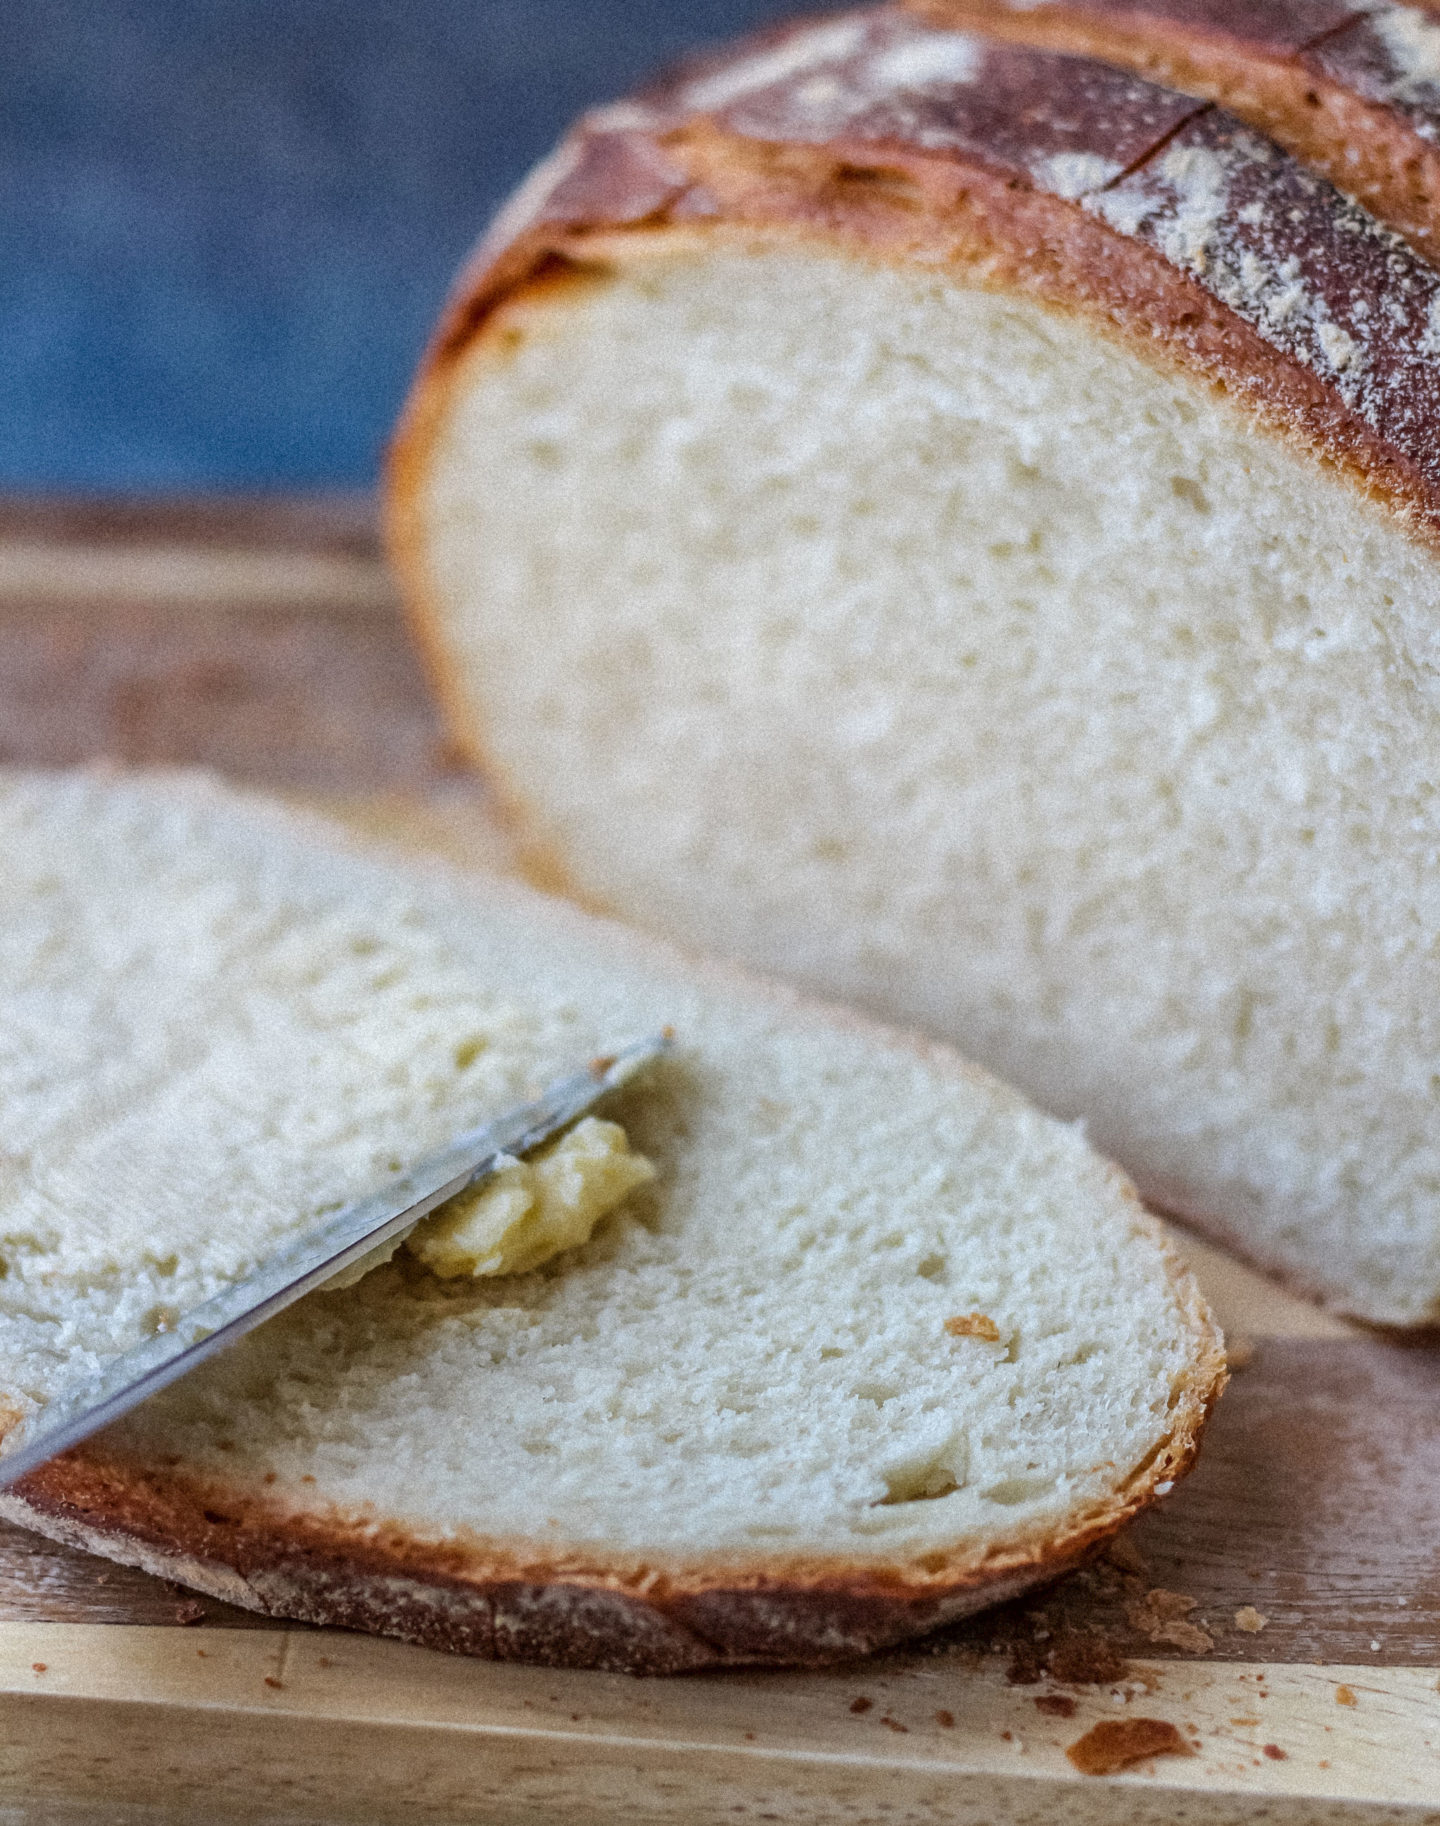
[0,772,1220,1672]
[389,3,1440,1326]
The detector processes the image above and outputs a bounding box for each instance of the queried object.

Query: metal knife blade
[0,1030,674,1488]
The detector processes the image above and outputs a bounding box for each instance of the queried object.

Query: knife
[0,1030,674,1488]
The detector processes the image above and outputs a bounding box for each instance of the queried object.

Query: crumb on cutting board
[1128,1589,1214,1654]
[1066,1717,1194,1775]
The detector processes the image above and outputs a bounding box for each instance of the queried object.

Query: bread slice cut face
[391,7,1440,1327]
[0,773,1220,1672]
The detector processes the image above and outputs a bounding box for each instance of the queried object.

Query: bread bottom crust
[0,1483,1088,1674]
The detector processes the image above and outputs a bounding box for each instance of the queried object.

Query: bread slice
[388,4,1440,1327]
[909,0,1440,260]
[0,771,1220,1672]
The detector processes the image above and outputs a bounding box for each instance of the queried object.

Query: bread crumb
[880,1716,909,1733]
[317,1656,332,1669]
[934,1709,955,1727]
[1136,1589,1197,1622]
[1128,1589,1215,1654]
[849,1696,873,1714]
[263,1676,284,1690]
[1066,1717,1194,1775]
[1226,1337,1255,1371]
[1335,1684,1357,1706]
[1234,1606,1268,1633]
[945,1312,1000,1341]
[30,1663,45,1674]
[1263,1743,1287,1760]
[1035,1694,1077,1717]
[1158,1621,1214,1653]
[174,1600,206,1625]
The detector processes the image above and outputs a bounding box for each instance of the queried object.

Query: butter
[405,1117,655,1279]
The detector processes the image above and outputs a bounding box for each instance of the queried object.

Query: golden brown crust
[0,783,1226,1674]
[908,0,1440,260]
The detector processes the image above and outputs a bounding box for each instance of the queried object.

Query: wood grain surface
[0,496,442,792]
[0,499,1437,1824]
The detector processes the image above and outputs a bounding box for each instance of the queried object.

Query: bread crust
[0,779,1225,1674]
[907,0,1440,261]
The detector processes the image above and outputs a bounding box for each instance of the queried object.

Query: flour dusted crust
[390,2,1440,582]
[908,0,1440,259]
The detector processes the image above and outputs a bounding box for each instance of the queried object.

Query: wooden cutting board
[0,500,1437,1826]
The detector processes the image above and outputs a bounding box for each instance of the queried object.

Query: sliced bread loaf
[389,4,1440,1326]
[0,771,1220,1672]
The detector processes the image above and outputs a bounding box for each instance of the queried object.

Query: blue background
[3,1,807,490]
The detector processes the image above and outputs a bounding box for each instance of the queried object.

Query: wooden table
[0,499,1436,1825]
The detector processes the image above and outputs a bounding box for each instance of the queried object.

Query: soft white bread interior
[0,772,1220,1671]
[406,232,1440,1329]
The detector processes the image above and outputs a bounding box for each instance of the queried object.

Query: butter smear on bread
[324,1117,655,1289]
[408,1116,655,1278]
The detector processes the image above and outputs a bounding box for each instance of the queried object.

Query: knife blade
[0,1030,674,1488]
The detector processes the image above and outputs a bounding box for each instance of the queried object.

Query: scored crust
[0,785,1226,1675]
[906,0,1440,261]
